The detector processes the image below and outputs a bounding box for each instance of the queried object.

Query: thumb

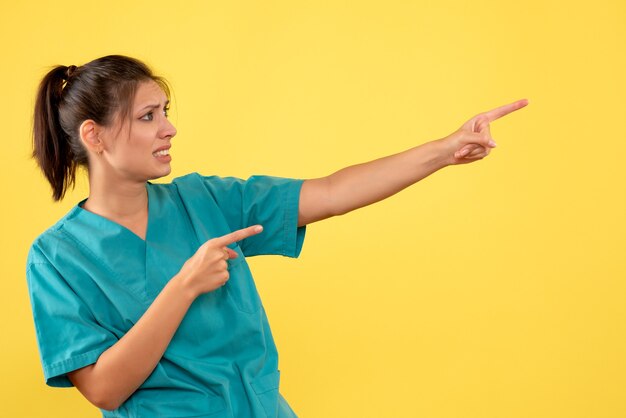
[464,127,494,148]
[480,124,497,148]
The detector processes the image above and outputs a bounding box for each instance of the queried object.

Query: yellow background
[2,1,625,417]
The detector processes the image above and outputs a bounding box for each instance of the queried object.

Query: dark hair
[32,55,171,201]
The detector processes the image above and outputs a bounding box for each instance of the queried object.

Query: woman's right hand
[438,98,529,166]
[177,225,263,299]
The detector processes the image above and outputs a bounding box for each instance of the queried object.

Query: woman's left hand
[438,98,529,166]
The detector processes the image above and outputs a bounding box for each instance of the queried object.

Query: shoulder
[27,206,81,267]
[168,172,247,198]
[167,172,300,186]
[171,172,243,187]
[157,172,303,200]
[147,172,240,190]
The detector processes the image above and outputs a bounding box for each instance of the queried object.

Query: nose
[161,117,177,140]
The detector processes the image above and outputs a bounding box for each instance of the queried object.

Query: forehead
[133,80,168,107]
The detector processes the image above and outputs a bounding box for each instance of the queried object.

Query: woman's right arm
[68,225,263,411]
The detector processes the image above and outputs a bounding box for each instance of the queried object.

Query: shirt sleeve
[26,247,118,388]
[197,174,307,258]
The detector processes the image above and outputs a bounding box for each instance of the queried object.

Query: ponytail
[32,65,78,201]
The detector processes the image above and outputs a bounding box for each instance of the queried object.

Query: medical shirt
[26,172,306,418]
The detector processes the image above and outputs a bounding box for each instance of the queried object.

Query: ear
[79,120,104,154]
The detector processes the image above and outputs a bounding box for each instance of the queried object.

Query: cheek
[111,139,152,165]
[125,132,154,155]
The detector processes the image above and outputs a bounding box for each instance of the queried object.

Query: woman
[27,54,528,417]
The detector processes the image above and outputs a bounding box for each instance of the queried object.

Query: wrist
[170,271,198,304]
[430,137,454,168]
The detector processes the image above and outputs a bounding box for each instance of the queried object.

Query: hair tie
[65,65,77,80]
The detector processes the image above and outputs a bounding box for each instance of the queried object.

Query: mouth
[152,149,170,157]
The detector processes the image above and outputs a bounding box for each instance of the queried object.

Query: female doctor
[27,55,528,417]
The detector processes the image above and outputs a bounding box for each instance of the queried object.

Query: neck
[83,167,149,221]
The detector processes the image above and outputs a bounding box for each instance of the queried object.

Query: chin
[148,166,172,181]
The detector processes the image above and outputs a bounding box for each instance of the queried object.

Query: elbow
[87,394,124,411]
[70,373,126,411]
[68,364,130,411]
[331,203,351,217]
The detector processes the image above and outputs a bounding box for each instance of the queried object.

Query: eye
[141,111,154,121]
[164,106,170,118]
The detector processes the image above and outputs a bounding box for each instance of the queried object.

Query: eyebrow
[138,100,170,112]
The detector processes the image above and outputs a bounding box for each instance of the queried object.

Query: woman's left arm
[298,99,529,227]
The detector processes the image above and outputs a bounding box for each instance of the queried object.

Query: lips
[152,145,171,158]
[153,149,170,157]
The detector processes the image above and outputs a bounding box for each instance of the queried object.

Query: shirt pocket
[224,244,262,314]
[250,370,281,418]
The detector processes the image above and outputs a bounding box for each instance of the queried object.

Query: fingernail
[255,225,263,232]
[488,140,497,147]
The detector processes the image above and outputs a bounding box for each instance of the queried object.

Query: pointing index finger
[484,98,529,123]
[212,225,264,247]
